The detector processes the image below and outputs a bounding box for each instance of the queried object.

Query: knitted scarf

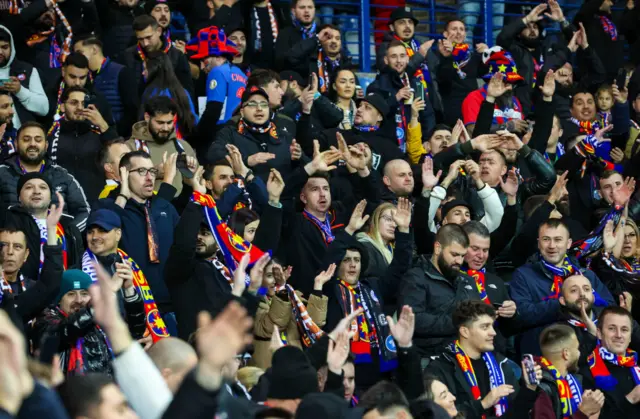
[33,217,68,274]
[81,248,169,342]
[133,133,186,157]
[26,1,73,68]
[302,209,339,245]
[58,307,113,375]
[572,206,623,259]
[354,125,379,132]
[451,42,471,79]
[393,35,430,96]
[253,1,278,51]
[338,279,397,371]
[570,117,600,135]
[567,313,597,331]
[316,47,340,94]
[8,0,22,14]
[601,251,640,276]
[292,15,316,39]
[237,118,279,139]
[395,72,410,150]
[463,267,490,305]
[274,283,324,348]
[588,343,640,391]
[450,340,508,418]
[136,40,171,64]
[541,254,579,300]
[539,357,583,418]
[0,273,26,296]
[599,15,617,41]
[0,126,17,160]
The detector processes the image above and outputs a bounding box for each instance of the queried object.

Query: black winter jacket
[33,292,145,377]
[426,347,537,419]
[93,0,145,59]
[398,255,481,357]
[3,205,83,282]
[0,155,91,231]
[285,37,352,80]
[164,201,266,340]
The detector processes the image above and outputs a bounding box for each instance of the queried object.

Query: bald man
[147,337,198,393]
[560,274,640,365]
[382,159,414,200]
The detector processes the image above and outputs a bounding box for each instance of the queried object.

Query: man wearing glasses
[207,87,296,182]
[96,150,180,335]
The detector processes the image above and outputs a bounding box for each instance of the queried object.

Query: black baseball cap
[441,199,474,220]
[241,86,270,104]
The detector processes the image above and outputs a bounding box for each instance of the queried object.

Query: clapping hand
[314,263,336,291]
[225,144,250,177]
[306,140,341,174]
[290,139,302,161]
[338,132,367,171]
[345,199,370,235]
[499,168,520,198]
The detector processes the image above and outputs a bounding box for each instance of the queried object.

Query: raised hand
[613,180,633,207]
[337,132,366,171]
[247,152,276,167]
[481,384,515,410]
[232,254,250,297]
[486,73,509,99]
[306,140,341,174]
[612,78,630,104]
[266,168,285,203]
[548,171,569,204]
[411,98,426,121]
[273,264,292,286]
[438,38,453,57]
[475,43,488,54]
[314,263,336,291]
[620,291,633,313]
[603,219,617,252]
[162,151,178,184]
[499,169,520,197]
[119,166,131,198]
[47,191,65,229]
[441,159,465,188]
[593,124,613,145]
[579,390,605,416]
[387,305,415,348]
[498,130,524,151]
[577,22,589,50]
[290,139,302,161]
[345,199,370,235]
[568,29,580,53]
[421,157,442,191]
[270,326,284,352]
[544,0,564,22]
[188,166,207,194]
[395,86,413,102]
[393,197,412,233]
[610,147,625,164]
[418,39,435,57]
[580,300,598,336]
[327,330,351,375]
[471,134,503,152]
[328,307,364,341]
[225,144,249,177]
[523,3,547,24]
[540,70,556,98]
[249,253,271,292]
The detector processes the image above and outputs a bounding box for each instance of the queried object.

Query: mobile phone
[84,94,95,108]
[414,82,425,102]
[522,354,539,385]
[176,153,193,179]
[616,69,627,89]
[492,302,503,309]
[308,74,314,87]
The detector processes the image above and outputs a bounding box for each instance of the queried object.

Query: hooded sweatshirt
[126,121,197,197]
[0,25,49,128]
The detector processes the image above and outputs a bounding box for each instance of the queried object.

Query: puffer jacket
[0,155,90,231]
[251,291,328,369]
[34,293,145,377]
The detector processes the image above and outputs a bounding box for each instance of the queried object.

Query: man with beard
[164,163,263,340]
[0,91,17,161]
[0,122,90,231]
[368,40,436,149]
[436,19,487,126]
[532,324,605,419]
[274,0,317,71]
[146,0,175,45]
[48,86,117,202]
[96,150,179,335]
[34,267,145,377]
[496,1,570,115]
[286,24,351,92]
[44,52,114,133]
[73,34,139,137]
[93,0,146,60]
[399,224,481,362]
[127,96,197,197]
[228,26,249,74]
[0,26,48,130]
[116,15,194,101]
[580,306,640,417]
[426,300,536,419]
[510,219,615,357]
[462,47,526,137]
[3,174,83,283]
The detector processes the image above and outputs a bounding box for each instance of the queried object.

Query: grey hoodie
[0,24,49,127]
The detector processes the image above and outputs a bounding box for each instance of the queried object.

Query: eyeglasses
[243,101,269,110]
[380,215,395,223]
[130,167,159,177]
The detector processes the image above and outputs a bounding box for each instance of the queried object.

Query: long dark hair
[142,54,196,136]
[228,208,260,237]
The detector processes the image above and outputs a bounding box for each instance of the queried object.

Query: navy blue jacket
[509,255,615,356]
[96,196,179,311]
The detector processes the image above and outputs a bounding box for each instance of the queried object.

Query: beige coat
[251,292,328,369]
[126,121,197,197]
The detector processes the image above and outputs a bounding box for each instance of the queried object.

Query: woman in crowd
[356,202,396,277]
[250,260,331,368]
[330,68,358,130]
[229,208,261,243]
[141,54,198,139]
[420,375,461,418]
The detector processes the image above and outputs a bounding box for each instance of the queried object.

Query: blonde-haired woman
[356,202,397,277]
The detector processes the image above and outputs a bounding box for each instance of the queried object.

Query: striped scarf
[393,35,430,96]
[464,267,490,305]
[33,216,68,274]
[253,1,278,51]
[539,357,583,418]
[588,343,640,391]
[26,1,73,68]
[292,16,316,39]
[274,283,324,348]
[452,42,471,79]
[599,15,617,41]
[0,273,26,301]
[317,48,339,94]
[450,340,508,418]
[541,254,579,300]
[81,248,169,342]
[572,206,623,259]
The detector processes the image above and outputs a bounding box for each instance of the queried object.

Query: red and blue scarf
[450,340,508,418]
[539,357,583,418]
[464,267,490,305]
[588,343,640,391]
[599,15,617,41]
[303,209,339,245]
[452,43,471,79]
[393,35,430,97]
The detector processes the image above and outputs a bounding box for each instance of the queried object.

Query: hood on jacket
[0,25,16,78]
[130,120,177,143]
